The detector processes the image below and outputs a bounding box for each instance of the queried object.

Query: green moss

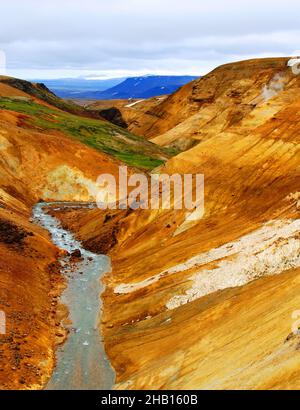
[0,97,171,170]
[114,152,164,169]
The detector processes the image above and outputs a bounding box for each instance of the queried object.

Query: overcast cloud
[0,0,300,79]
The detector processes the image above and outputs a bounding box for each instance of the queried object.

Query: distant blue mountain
[77,75,198,99]
[31,75,199,100]
[31,77,125,99]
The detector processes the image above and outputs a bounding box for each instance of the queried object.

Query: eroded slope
[62,58,300,390]
[0,79,145,389]
[0,78,170,170]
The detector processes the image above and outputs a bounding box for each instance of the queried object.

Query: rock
[71,249,82,258]
[99,107,128,129]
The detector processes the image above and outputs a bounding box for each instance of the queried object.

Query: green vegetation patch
[0,97,171,170]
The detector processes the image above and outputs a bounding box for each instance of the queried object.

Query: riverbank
[33,203,115,390]
[0,203,64,390]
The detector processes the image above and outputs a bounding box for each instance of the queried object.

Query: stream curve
[33,202,115,390]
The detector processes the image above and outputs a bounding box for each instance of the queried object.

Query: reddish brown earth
[0,202,64,389]
[148,58,300,150]
[56,58,300,390]
[0,81,132,389]
[0,76,105,119]
[1,58,300,390]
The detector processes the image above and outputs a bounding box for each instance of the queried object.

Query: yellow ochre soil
[0,81,128,389]
[0,58,300,390]
[57,58,300,390]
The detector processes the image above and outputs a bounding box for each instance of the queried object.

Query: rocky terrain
[86,96,170,137]
[0,58,299,390]
[55,58,300,389]
[0,77,159,388]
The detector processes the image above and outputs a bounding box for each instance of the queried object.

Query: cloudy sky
[0,0,300,79]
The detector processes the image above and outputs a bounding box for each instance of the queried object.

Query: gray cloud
[0,0,300,78]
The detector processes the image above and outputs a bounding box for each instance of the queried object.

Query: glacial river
[32,202,115,390]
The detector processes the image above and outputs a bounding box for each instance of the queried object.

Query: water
[32,202,115,390]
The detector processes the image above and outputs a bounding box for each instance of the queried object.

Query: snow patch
[125,99,145,108]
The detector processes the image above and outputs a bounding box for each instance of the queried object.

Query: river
[32,202,115,390]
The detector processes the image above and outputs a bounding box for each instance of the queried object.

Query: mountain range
[32,77,125,99]
[37,75,198,100]
[1,58,299,390]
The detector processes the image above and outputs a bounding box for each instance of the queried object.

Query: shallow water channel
[33,202,115,390]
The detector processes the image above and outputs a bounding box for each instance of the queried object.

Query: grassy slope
[0,76,101,118]
[0,96,174,170]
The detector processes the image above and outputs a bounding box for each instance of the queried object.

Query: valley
[0,57,299,390]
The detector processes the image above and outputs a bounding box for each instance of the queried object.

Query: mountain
[75,75,198,99]
[86,95,170,137]
[116,58,300,152]
[0,76,172,170]
[54,58,300,390]
[0,75,177,389]
[31,77,125,99]
[0,77,130,389]
[2,58,300,390]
